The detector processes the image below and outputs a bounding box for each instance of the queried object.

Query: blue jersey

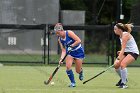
[60,31,85,59]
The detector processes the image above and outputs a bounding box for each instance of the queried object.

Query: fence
[0,24,46,64]
[47,24,113,65]
[0,24,139,66]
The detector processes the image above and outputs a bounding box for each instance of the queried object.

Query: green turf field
[0,65,140,93]
[0,54,107,63]
[0,54,42,62]
[49,54,108,64]
[0,54,140,66]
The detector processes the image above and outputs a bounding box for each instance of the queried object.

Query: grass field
[0,54,42,62]
[0,54,107,63]
[0,54,140,66]
[0,65,140,93]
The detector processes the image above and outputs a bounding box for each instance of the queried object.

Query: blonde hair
[54,23,64,32]
[115,23,134,33]
[124,23,134,33]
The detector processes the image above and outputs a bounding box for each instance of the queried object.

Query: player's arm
[68,30,81,47]
[117,33,130,60]
[58,38,66,63]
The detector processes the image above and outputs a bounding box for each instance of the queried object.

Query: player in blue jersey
[54,23,85,87]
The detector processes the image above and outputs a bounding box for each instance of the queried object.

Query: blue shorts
[68,47,85,59]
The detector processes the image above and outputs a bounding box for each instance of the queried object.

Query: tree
[60,0,140,53]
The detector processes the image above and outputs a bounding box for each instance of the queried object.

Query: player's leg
[115,52,126,77]
[65,55,76,87]
[119,54,135,89]
[114,55,125,86]
[74,58,84,81]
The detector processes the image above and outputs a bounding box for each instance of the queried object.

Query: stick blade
[44,75,53,85]
[83,81,86,84]
[44,80,50,85]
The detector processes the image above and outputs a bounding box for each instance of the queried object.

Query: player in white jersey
[114,23,139,89]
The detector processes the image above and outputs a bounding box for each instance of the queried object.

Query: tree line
[60,0,140,53]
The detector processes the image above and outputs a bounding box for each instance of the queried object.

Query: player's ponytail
[124,23,134,33]
[115,23,134,33]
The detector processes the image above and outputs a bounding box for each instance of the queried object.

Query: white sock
[115,67,121,78]
[121,68,127,84]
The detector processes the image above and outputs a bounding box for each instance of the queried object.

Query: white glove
[67,45,73,52]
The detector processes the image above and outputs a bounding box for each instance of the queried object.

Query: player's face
[55,30,64,37]
[114,26,120,35]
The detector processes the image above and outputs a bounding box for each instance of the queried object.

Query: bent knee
[114,63,120,69]
[120,63,127,69]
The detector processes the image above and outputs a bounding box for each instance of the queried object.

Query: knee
[114,63,120,69]
[66,62,72,70]
[120,63,126,69]
[66,64,72,70]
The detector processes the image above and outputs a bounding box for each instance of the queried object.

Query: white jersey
[120,32,139,55]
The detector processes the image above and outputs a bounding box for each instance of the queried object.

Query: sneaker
[116,79,122,86]
[68,83,76,87]
[119,83,128,89]
[116,79,128,86]
[79,69,84,81]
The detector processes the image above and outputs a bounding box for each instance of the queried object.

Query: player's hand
[67,45,73,52]
[59,58,63,64]
[115,59,120,64]
[117,51,120,55]
[114,58,120,68]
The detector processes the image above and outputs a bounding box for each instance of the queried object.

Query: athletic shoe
[119,83,128,89]
[79,69,84,81]
[68,83,76,87]
[116,79,128,86]
[116,79,122,86]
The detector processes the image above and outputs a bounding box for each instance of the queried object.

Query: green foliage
[124,0,139,9]
[60,0,86,10]
[60,0,140,54]
[60,0,138,24]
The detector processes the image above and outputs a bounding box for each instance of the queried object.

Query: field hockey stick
[83,64,114,84]
[44,50,71,85]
